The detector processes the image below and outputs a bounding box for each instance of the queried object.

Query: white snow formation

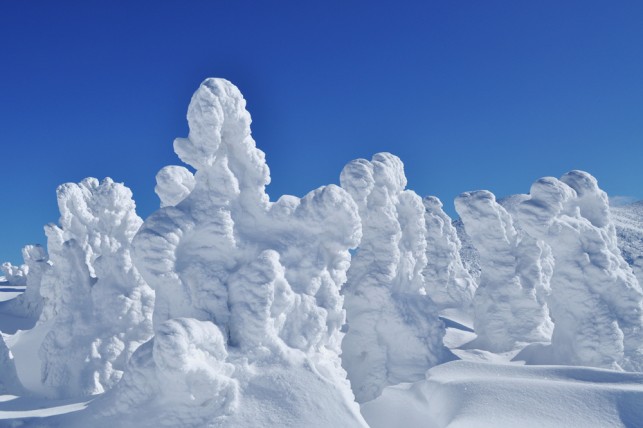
[612,201,643,286]
[422,196,476,311]
[362,360,643,428]
[4,76,643,427]
[0,334,23,394]
[455,190,553,352]
[36,177,154,398]
[1,262,27,286]
[515,171,643,370]
[340,153,448,403]
[0,245,49,318]
[90,78,367,427]
[154,165,196,208]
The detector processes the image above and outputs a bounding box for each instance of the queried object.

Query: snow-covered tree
[340,153,448,403]
[94,78,368,427]
[455,190,553,352]
[516,171,643,370]
[38,177,154,397]
[422,195,476,312]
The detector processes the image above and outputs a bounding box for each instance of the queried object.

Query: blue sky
[1,1,643,264]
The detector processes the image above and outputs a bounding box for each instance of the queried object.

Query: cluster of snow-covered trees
[1,78,642,426]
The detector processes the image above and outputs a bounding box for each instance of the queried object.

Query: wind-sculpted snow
[0,334,23,394]
[1,263,26,286]
[90,78,367,427]
[362,360,643,428]
[36,178,154,398]
[516,171,643,370]
[455,191,553,352]
[5,77,643,426]
[612,201,643,285]
[154,165,196,207]
[340,153,448,403]
[422,196,476,311]
[0,245,49,319]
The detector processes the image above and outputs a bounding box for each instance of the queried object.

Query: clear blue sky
[1,1,642,264]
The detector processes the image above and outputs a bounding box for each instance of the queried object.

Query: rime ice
[340,153,448,403]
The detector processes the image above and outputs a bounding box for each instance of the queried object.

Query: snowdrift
[362,360,643,428]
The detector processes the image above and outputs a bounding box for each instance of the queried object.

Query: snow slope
[362,360,643,428]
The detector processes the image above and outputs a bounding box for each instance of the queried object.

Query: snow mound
[362,360,643,428]
[515,171,643,370]
[36,177,154,398]
[88,78,367,427]
[340,153,448,403]
[422,196,476,312]
[455,190,553,352]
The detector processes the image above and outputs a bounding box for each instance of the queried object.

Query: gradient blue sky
[1,1,643,264]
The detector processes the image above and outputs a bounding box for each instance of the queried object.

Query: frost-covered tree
[37,177,154,397]
[92,78,367,427]
[422,196,476,312]
[516,171,643,370]
[340,153,447,403]
[0,334,23,394]
[0,245,49,319]
[455,190,553,352]
[1,262,27,286]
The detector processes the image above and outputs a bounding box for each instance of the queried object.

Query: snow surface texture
[154,165,196,208]
[422,196,476,311]
[515,171,643,370]
[362,360,643,428]
[453,219,481,284]
[36,177,154,398]
[88,78,367,427]
[340,153,448,403]
[455,190,553,352]
[612,201,643,285]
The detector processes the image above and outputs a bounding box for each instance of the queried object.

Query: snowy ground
[363,314,643,428]
[2,301,642,427]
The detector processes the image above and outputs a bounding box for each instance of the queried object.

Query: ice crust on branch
[422,196,476,311]
[516,171,643,369]
[93,78,367,427]
[36,177,154,398]
[340,153,448,403]
[455,190,553,352]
